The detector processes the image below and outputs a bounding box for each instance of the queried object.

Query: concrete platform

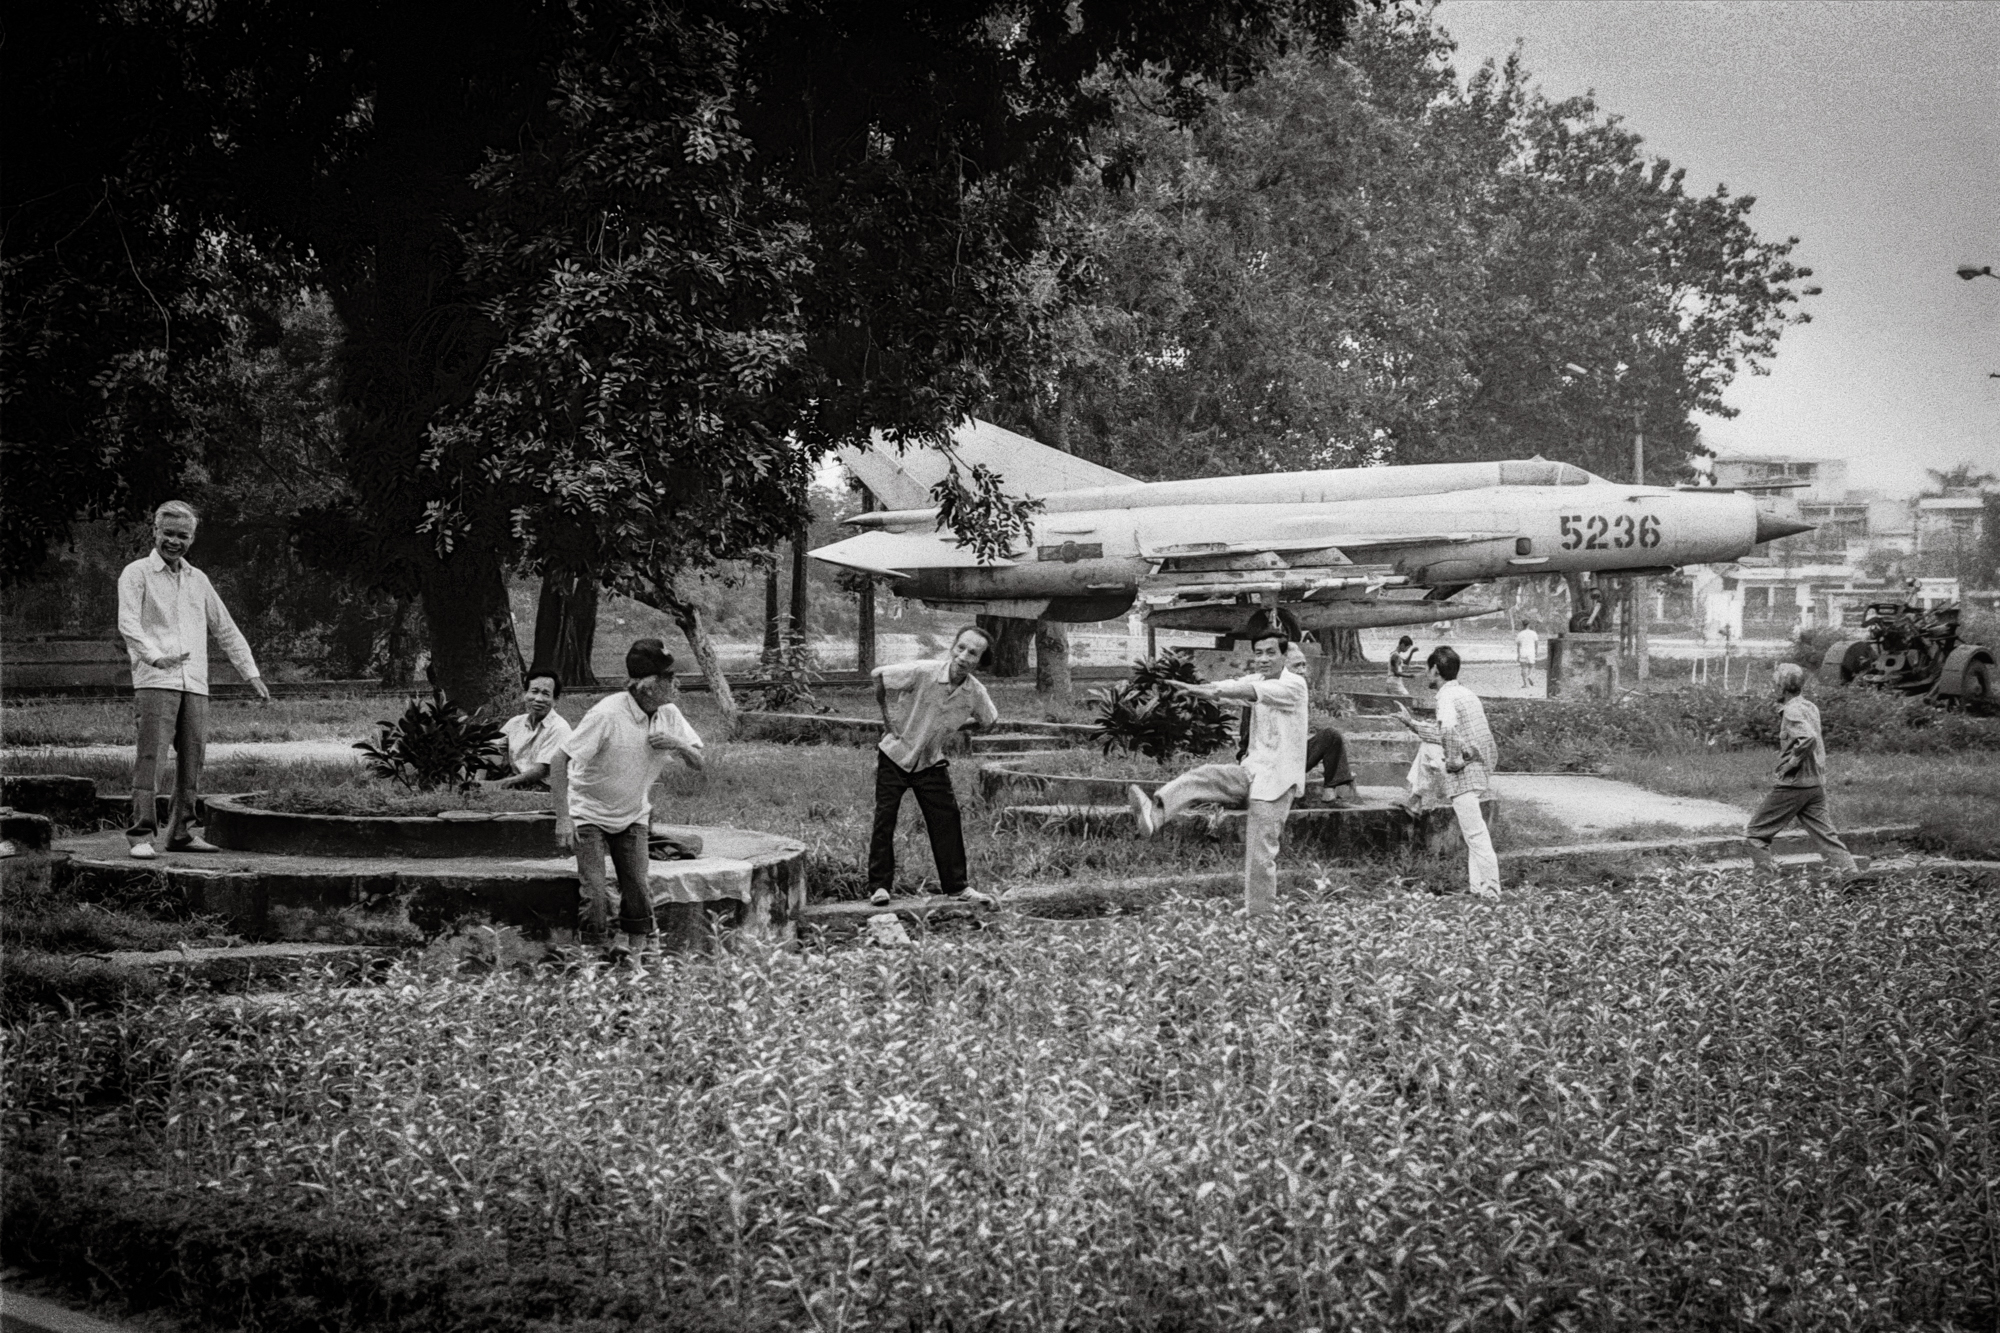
[51,824,806,949]
[995,792,1497,858]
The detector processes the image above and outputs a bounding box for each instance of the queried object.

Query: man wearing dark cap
[551,639,705,972]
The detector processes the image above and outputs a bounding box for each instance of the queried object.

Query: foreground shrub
[353,683,505,793]
[1089,651,1234,762]
[7,868,1996,1330]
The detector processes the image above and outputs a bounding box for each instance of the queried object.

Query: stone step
[103,941,401,986]
[0,774,101,827]
[1500,823,1918,870]
[969,733,1062,754]
[2,808,55,853]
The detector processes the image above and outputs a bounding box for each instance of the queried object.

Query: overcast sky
[1431,0,2000,498]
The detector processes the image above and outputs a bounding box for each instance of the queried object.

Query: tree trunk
[532,567,598,688]
[1315,628,1367,664]
[416,542,523,718]
[647,580,738,736]
[763,564,781,655]
[381,594,423,687]
[977,614,1033,677]
[789,530,809,643]
[856,489,877,672]
[1034,620,1071,695]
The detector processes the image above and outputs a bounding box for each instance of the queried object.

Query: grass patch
[251,781,552,818]
[1600,749,2000,860]
[7,867,1996,1330]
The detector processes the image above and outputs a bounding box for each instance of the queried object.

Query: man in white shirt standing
[1396,645,1501,898]
[490,667,572,789]
[1127,629,1310,918]
[551,640,703,972]
[1515,619,1539,689]
[117,500,269,859]
[867,625,1001,906]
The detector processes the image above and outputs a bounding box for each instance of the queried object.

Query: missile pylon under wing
[810,419,1813,637]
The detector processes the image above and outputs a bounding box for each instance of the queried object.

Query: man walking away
[1516,620,1539,689]
[1128,629,1310,918]
[117,500,269,859]
[1395,646,1500,898]
[491,667,572,789]
[867,626,1001,907]
[552,640,704,973]
[1743,663,1862,878]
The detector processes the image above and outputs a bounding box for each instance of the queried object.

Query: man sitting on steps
[1128,628,1309,919]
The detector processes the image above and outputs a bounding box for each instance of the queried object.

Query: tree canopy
[3,0,1357,711]
[1007,7,1817,484]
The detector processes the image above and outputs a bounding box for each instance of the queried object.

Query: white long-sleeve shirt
[117,551,260,695]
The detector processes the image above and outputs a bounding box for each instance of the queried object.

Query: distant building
[1711,452,1848,503]
[1916,496,1985,554]
[1686,451,1991,642]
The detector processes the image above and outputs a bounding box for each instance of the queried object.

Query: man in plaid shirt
[1396,645,1500,897]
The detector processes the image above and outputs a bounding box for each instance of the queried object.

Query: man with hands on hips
[550,639,704,973]
[117,499,270,860]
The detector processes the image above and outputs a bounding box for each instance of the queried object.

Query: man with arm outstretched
[1127,629,1309,918]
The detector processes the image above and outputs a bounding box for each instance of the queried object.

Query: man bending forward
[1128,630,1308,917]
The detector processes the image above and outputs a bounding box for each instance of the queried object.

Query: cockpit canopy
[1500,459,1597,486]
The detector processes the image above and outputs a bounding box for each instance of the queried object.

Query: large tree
[4,0,1358,713]
[1023,7,1816,485]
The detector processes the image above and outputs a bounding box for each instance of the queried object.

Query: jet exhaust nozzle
[1753,510,1815,544]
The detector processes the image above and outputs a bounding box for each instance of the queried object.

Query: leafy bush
[352,686,505,792]
[745,631,824,713]
[1088,651,1234,762]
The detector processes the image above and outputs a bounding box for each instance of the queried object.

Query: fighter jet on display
[810,419,1813,635]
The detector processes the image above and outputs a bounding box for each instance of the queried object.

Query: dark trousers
[867,752,968,895]
[1306,728,1354,789]
[129,688,208,844]
[575,821,656,945]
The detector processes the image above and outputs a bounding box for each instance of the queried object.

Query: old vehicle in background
[1819,596,1996,713]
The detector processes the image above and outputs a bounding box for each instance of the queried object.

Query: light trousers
[129,688,208,845]
[1451,790,1501,895]
[1156,763,1296,917]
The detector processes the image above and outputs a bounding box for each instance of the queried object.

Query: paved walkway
[1490,773,1748,839]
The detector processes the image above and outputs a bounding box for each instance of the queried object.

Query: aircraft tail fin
[839,418,1137,511]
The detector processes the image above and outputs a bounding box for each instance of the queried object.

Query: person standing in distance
[1127,629,1310,918]
[867,626,1000,907]
[1395,645,1500,897]
[1742,663,1863,878]
[551,639,704,972]
[1386,635,1418,698]
[1515,619,1539,690]
[117,500,269,860]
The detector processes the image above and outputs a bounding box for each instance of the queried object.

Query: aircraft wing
[808,530,1017,579]
[840,417,1138,511]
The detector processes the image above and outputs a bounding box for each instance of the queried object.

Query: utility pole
[1633,408,1649,681]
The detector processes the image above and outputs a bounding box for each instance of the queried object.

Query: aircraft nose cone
[1754,509,1815,544]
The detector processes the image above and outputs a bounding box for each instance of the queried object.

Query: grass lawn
[1600,748,2000,860]
[6,867,1995,1331]
[0,681,1105,749]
